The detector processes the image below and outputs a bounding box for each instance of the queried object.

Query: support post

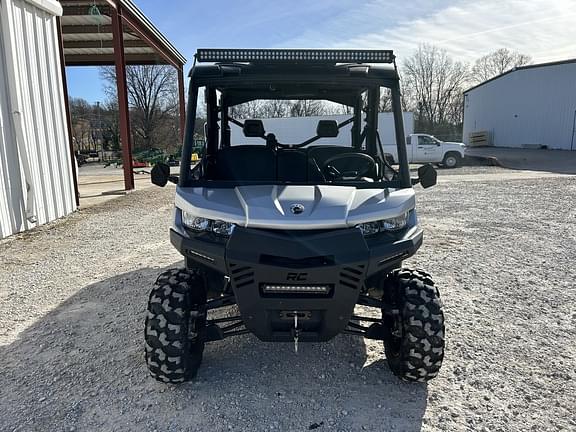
[177,67,186,142]
[366,87,379,155]
[391,83,411,188]
[55,16,80,206]
[111,2,134,190]
[352,96,362,149]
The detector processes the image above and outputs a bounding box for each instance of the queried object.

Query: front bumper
[170,225,422,341]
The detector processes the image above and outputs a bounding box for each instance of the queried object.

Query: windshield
[179,70,412,189]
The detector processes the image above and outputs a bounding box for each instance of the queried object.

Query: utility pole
[96,101,102,161]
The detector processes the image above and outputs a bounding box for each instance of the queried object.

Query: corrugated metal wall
[0,0,76,239]
[463,63,576,150]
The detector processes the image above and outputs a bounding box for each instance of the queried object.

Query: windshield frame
[179,65,411,189]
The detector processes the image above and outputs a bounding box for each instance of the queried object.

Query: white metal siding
[0,0,76,239]
[463,63,576,150]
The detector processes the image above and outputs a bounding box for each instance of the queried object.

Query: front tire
[382,268,445,382]
[442,152,461,168]
[145,268,207,383]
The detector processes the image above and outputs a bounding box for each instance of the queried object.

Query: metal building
[0,0,186,239]
[0,0,76,239]
[463,59,576,151]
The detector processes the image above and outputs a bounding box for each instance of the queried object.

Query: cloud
[279,0,576,64]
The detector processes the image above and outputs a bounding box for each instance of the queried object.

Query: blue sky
[66,0,576,103]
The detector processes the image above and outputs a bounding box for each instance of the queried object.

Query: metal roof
[464,57,576,94]
[59,0,186,67]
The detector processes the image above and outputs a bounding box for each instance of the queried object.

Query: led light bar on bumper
[181,210,235,236]
[356,211,410,236]
[261,284,332,295]
[196,49,395,64]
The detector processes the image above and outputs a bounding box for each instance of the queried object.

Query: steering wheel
[321,153,376,180]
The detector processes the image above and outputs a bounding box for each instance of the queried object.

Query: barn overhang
[57,0,187,200]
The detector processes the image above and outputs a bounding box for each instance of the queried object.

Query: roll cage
[179,50,411,189]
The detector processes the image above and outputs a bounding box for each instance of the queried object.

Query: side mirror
[151,162,177,187]
[417,163,437,189]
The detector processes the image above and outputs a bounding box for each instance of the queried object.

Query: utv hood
[175,185,415,230]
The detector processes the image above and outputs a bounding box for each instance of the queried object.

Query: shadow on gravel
[0,266,428,432]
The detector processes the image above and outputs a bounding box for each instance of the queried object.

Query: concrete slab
[77,164,178,208]
[465,147,576,174]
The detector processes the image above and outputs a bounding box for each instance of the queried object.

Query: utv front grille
[259,254,335,268]
[339,265,366,290]
[229,262,255,288]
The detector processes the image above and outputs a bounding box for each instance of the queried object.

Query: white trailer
[230,112,414,147]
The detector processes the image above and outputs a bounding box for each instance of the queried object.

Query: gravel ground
[0,166,575,431]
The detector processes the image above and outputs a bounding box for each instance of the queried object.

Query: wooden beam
[63,40,149,49]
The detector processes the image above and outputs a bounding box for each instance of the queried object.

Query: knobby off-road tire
[382,268,445,382]
[145,268,207,383]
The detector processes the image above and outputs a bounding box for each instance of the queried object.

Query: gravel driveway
[0,167,574,431]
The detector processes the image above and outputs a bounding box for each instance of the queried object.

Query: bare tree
[379,88,392,112]
[100,99,120,151]
[261,100,291,118]
[230,99,327,119]
[69,97,96,152]
[322,102,354,115]
[402,44,469,130]
[471,48,532,83]
[229,100,264,119]
[289,100,324,117]
[100,65,179,150]
[359,88,392,113]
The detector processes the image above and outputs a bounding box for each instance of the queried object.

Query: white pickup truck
[384,134,466,168]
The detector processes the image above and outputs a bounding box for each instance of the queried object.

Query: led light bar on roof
[196,49,395,64]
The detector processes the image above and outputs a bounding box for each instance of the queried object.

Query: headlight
[356,211,410,236]
[211,220,235,236]
[181,211,235,236]
[182,213,210,231]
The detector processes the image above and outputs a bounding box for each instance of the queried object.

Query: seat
[277,149,308,182]
[214,145,276,181]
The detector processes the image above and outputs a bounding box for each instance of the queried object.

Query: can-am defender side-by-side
[146,49,445,384]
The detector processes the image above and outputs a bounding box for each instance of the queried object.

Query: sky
[66,0,576,103]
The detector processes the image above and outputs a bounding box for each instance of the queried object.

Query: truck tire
[381,268,444,382]
[145,268,207,383]
[442,152,461,168]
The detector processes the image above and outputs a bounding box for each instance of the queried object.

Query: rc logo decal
[287,272,308,281]
[290,203,305,215]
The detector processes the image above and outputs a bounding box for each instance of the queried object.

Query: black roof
[190,62,399,106]
[190,61,398,80]
[464,57,576,93]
